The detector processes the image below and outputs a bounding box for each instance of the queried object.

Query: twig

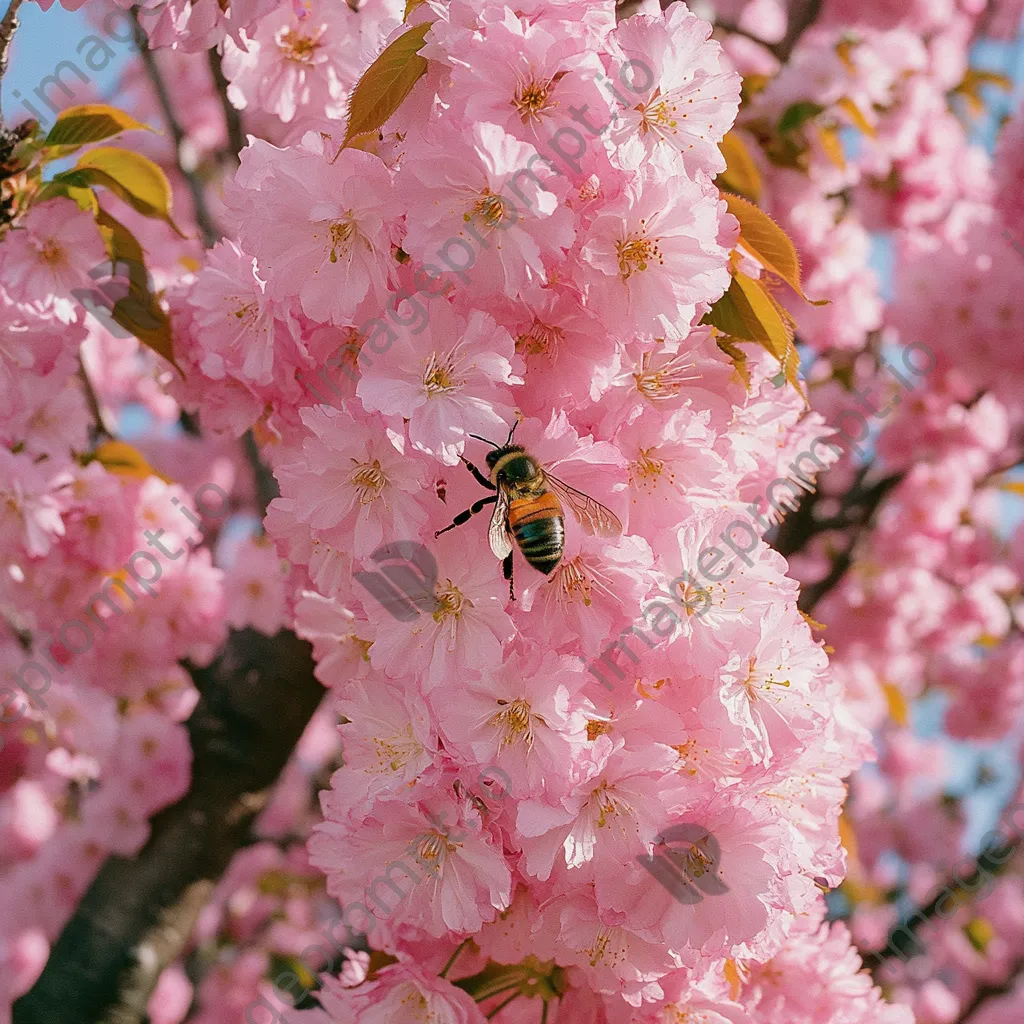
[129,7,221,248]
[78,355,114,441]
[206,47,245,162]
[0,0,25,124]
[774,0,824,62]
[243,429,279,518]
[714,20,776,50]
[956,961,1024,1022]
[862,835,1020,971]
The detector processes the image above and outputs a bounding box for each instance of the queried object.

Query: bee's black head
[484,444,524,470]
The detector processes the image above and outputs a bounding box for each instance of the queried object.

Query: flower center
[516,319,562,358]
[328,219,356,264]
[39,240,64,266]
[637,96,679,135]
[468,190,511,231]
[553,555,593,607]
[489,698,535,750]
[277,26,322,62]
[616,233,663,281]
[422,352,462,395]
[741,656,790,701]
[514,80,551,120]
[372,725,423,774]
[633,353,698,402]
[630,447,673,492]
[349,458,388,504]
[592,783,626,827]
[432,580,468,622]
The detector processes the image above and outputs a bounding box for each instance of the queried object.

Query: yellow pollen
[637,97,679,135]
[468,191,508,229]
[514,80,551,120]
[278,27,322,62]
[432,580,467,622]
[328,220,355,264]
[247,580,264,599]
[422,352,461,395]
[350,458,388,504]
[742,656,791,701]
[587,719,612,741]
[554,556,592,606]
[633,353,699,402]
[489,698,535,750]
[39,240,64,266]
[516,319,562,358]
[616,235,663,281]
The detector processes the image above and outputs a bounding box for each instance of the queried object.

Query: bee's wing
[488,486,514,559]
[544,472,623,538]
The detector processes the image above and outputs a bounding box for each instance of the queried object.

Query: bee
[435,423,622,599]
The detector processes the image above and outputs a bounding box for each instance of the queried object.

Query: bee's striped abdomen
[508,492,564,575]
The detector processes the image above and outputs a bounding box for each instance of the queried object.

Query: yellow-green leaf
[717,130,761,202]
[93,207,179,370]
[34,179,98,214]
[342,21,432,148]
[92,440,169,482]
[403,0,427,18]
[723,193,827,305]
[816,123,846,169]
[704,271,806,401]
[62,147,185,237]
[881,681,909,727]
[44,104,154,150]
[835,96,876,138]
[715,336,752,390]
[951,68,1013,117]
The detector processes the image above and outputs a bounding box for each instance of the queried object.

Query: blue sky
[1,1,135,126]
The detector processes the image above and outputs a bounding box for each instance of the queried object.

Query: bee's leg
[459,457,495,490]
[434,494,498,537]
[503,552,515,602]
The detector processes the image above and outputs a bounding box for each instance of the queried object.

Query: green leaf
[53,147,185,237]
[342,21,432,148]
[44,104,153,150]
[778,101,824,134]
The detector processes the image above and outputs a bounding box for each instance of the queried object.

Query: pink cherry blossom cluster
[150,1,922,1021]
[4,0,1024,1021]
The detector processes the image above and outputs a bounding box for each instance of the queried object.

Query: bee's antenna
[469,433,499,447]
[505,420,518,445]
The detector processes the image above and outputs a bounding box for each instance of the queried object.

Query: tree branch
[956,961,1024,1022]
[12,628,324,1024]
[206,47,245,163]
[0,0,25,124]
[129,7,221,249]
[862,836,1021,971]
[775,0,824,62]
